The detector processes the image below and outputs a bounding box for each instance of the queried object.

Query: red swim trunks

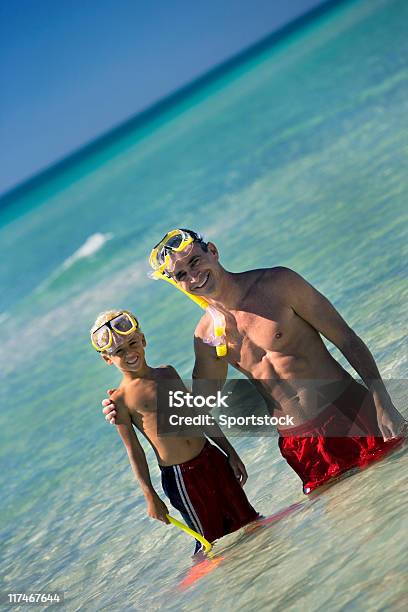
[160,441,259,552]
[278,378,405,494]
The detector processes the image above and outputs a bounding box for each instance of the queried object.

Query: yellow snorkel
[149,229,227,357]
[167,514,213,554]
[151,270,227,357]
[151,270,209,309]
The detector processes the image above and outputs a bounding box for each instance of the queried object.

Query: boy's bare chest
[124,381,159,424]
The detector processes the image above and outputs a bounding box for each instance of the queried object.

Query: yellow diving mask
[149,228,202,276]
[91,311,139,352]
[149,229,228,357]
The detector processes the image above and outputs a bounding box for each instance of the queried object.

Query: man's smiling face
[170,242,221,296]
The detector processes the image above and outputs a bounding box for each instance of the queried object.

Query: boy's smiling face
[102,329,146,372]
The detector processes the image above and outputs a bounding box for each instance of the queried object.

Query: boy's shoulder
[113,378,146,414]
[111,366,182,405]
[110,385,126,406]
[154,364,181,381]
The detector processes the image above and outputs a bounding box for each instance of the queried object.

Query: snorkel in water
[149,229,227,357]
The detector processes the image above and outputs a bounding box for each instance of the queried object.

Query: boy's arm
[114,395,169,524]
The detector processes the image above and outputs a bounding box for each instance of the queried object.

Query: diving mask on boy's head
[149,228,206,277]
[90,311,140,353]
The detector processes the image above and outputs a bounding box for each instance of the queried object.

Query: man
[103,229,406,494]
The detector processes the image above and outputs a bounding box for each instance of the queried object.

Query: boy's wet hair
[90,309,123,337]
[90,310,141,354]
[90,309,142,355]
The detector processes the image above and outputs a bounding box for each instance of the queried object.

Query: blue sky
[0,0,326,195]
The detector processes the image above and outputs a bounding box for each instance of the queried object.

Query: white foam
[0,258,148,377]
[61,233,113,270]
[33,233,114,295]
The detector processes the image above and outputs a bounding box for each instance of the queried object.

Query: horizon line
[0,0,348,207]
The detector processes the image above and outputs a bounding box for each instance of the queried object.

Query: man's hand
[146,493,170,524]
[228,450,248,487]
[102,389,117,425]
[374,395,407,441]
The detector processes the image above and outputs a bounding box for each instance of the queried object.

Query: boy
[90,309,259,552]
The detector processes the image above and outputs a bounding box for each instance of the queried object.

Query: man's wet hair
[180,228,208,252]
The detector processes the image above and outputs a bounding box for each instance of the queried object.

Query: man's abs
[230,332,352,427]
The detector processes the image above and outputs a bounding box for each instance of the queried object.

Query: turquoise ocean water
[1,0,408,609]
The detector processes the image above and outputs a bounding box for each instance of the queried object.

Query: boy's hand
[102,389,117,425]
[228,450,248,487]
[146,493,170,524]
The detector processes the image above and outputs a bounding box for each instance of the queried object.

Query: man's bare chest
[224,302,300,367]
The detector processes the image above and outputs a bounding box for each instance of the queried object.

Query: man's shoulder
[239,266,293,282]
[256,265,295,279]
[241,266,296,296]
[236,267,306,311]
